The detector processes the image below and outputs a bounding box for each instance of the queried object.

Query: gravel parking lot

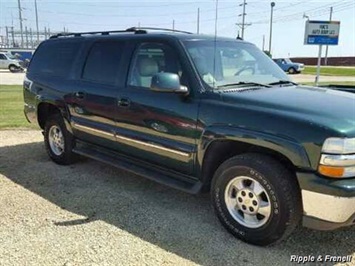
[0,130,354,266]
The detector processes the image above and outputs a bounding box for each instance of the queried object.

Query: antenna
[212,0,219,89]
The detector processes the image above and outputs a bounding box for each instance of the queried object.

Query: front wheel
[8,64,20,73]
[44,114,77,165]
[211,153,302,246]
[288,67,296,74]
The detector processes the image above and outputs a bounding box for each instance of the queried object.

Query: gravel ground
[0,129,354,266]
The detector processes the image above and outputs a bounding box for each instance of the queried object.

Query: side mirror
[150,72,188,95]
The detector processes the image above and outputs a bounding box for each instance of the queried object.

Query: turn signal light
[318,165,345,178]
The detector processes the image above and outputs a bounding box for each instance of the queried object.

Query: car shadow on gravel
[1,141,354,266]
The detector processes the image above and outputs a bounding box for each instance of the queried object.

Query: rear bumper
[297,172,355,230]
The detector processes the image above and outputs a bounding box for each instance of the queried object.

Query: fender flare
[36,95,73,134]
[198,125,311,170]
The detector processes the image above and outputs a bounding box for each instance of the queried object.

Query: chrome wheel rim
[48,125,64,156]
[224,176,271,228]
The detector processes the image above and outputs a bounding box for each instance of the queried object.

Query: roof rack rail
[50,28,145,39]
[126,27,192,34]
[49,26,192,39]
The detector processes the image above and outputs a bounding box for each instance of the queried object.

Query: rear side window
[82,41,124,85]
[29,40,81,77]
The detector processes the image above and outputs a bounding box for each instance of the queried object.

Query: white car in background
[0,52,24,72]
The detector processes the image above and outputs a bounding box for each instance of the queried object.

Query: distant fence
[290,56,355,66]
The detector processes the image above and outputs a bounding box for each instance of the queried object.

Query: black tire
[211,153,302,246]
[44,113,77,165]
[288,67,296,74]
[8,64,19,73]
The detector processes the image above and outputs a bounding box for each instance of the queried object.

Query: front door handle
[74,91,85,99]
[118,98,131,107]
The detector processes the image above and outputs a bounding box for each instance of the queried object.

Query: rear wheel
[211,153,302,246]
[44,114,77,165]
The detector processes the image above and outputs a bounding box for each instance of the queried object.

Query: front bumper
[297,172,355,230]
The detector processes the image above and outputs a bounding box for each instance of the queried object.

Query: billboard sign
[304,20,340,45]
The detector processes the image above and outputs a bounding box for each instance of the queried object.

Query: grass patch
[0,85,35,128]
[303,66,355,76]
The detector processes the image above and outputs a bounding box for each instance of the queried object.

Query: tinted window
[29,40,81,77]
[0,54,7,60]
[82,41,124,85]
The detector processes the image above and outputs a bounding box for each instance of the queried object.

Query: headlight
[322,138,355,154]
[319,138,355,178]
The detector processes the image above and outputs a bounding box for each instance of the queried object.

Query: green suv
[23,27,355,246]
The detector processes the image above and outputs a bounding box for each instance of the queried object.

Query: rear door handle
[117,98,131,107]
[74,91,85,100]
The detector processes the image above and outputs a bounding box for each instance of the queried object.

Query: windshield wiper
[217,82,271,89]
[268,80,298,86]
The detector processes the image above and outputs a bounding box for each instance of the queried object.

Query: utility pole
[172,20,175,30]
[30,28,33,48]
[262,34,265,51]
[34,0,40,43]
[197,8,200,34]
[268,2,275,53]
[11,27,15,47]
[25,26,29,48]
[324,7,333,65]
[17,0,24,47]
[5,26,9,47]
[236,0,251,39]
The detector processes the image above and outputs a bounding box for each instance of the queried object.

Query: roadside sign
[304,20,340,86]
[304,20,340,45]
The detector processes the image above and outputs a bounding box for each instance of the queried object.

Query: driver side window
[128,43,184,88]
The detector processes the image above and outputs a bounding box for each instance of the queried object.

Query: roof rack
[50,27,192,39]
[50,28,142,39]
[126,27,193,34]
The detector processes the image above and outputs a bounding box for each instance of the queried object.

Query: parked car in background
[273,58,304,74]
[0,51,24,72]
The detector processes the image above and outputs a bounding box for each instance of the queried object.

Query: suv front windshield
[183,40,290,89]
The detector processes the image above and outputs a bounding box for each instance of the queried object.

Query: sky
[0,0,354,58]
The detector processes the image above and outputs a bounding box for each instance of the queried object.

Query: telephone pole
[324,7,333,65]
[236,0,251,39]
[17,0,24,47]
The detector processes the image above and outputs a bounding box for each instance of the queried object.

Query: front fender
[197,125,311,170]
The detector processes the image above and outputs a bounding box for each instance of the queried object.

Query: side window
[0,54,6,60]
[28,40,81,77]
[82,41,124,85]
[128,43,182,88]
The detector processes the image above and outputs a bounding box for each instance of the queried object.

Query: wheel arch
[197,127,311,191]
[37,101,72,133]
